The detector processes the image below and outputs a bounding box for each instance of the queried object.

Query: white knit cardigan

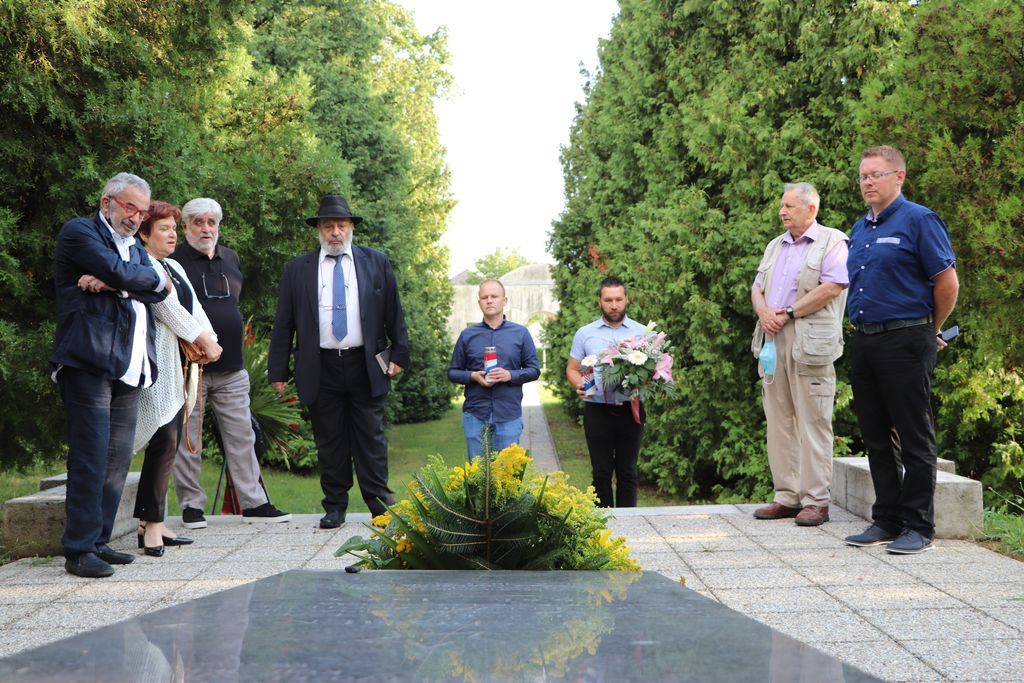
[133,256,216,452]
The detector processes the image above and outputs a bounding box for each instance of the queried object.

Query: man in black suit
[269,195,410,528]
[51,172,169,577]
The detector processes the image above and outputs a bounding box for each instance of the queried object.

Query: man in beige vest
[751,183,849,526]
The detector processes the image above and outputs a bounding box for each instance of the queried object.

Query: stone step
[2,473,141,559]
[831,457,982,539]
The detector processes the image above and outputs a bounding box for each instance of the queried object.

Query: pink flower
[601,354,617,365]
[653,353,674,383]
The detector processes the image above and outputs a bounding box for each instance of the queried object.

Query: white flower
[581,354,599,368]
[627,350,648,365]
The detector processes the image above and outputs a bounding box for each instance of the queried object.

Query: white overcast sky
[398,0,619,276]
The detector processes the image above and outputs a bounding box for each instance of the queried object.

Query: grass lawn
[0,401,470,518]
[538,383,690,507]
[165,400,470,515]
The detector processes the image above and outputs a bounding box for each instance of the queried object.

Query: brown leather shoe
[753,502,802,520]
[794,505,830,526]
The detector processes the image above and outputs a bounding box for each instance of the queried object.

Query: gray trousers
[172,369,268,511]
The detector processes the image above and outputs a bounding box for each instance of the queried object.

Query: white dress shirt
[318,247,363,349]
[99,212,166,388]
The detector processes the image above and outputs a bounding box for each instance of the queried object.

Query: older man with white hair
[750,182,849,527]
[170,198,290,527]
[52,172,169,577]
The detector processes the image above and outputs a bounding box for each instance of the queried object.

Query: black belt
[320,346,364,356]
[855,316,932,335]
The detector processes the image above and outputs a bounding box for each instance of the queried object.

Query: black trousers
[310,350,393,517]
[850,325,938,536]
[583,402,644,508]
[134,407,184,522]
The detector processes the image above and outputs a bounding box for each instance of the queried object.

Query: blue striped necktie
[331,254,347,341]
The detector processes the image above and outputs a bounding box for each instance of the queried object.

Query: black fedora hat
[306,195,363,227]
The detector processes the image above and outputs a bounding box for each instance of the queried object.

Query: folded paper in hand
[375,347,391,374]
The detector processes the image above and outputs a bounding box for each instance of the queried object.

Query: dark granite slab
[0,570,880,682]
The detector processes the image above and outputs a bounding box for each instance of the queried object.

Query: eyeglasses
[201,272,231,299]
[857,170,899,184]
[109,196,152,221]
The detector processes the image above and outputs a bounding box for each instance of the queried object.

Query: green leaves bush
[548,0,1024,503]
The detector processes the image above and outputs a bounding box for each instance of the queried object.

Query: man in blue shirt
[448,279,540,456]
[843,146,959,555]
[566,276,646,507]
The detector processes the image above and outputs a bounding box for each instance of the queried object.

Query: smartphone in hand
[939,325,960,342]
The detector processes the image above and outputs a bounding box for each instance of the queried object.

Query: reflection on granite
[0,570,880,682]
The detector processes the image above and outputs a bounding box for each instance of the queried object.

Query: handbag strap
[182,362,203,454]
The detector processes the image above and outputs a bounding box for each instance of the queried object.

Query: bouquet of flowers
[597,322,676,409]
[336,445,640,571]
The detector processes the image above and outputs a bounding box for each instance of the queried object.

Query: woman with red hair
[132,200,222,555]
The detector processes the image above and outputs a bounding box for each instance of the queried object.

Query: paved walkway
[1,396,1022,680]
[518,381,561,472]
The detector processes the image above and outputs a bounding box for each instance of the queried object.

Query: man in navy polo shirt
[448,279,540,456]
[843,146,959,554]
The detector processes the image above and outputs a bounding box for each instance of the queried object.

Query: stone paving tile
[101,561,206,582]
[713,586,845,613]
[678,548,780,570]
[0,604,37,628]
[0,628,81,659]
[745,532,846,552]
[143,546,235,564]
[0,582,80,605]
[195,561,299,580]
[981,606,1024,633]
[748,609,887,643]
[13,599,155,630]
[823,583,969,610]
[790,561,914,587]
[225,546,321,562]
[859,607,1020,641]
[665,534,764,554]
[693,566,812,590]
[872,542,1002,566]
[618,505,741,516]
[65,580,190,603]
[898,558,1024,586]
[775,546,884,566]
[809,639,944,682]
[901,638,1024,682]
[938,582,1024,609]
[164,578,256,603]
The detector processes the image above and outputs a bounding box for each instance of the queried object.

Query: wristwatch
[785,306,795,319]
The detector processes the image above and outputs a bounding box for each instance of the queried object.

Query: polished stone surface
[0,570,879,682]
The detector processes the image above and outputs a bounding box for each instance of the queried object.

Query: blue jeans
[59,367,140,558]
[462,413,523,458]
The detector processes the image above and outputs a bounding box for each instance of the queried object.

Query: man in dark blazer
[51,172,169,577]
[269,195,410,528]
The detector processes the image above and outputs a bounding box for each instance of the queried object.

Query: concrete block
[39,473,68,491]
[2,473,141,558]
[832,458,981,539]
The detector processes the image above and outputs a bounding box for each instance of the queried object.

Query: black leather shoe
[143,544,165,557]
[320,510,345,529]
[66,552,114,578]
[95,544,134,565]
[138,534,194,548]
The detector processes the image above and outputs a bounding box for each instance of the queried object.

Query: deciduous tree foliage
[0,0,453,468]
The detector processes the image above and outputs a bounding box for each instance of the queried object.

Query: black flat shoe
[143,544,165,558]
[138,534,194,548]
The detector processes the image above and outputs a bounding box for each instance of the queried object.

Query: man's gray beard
[186,232,218,253]
[319,234,352,256]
